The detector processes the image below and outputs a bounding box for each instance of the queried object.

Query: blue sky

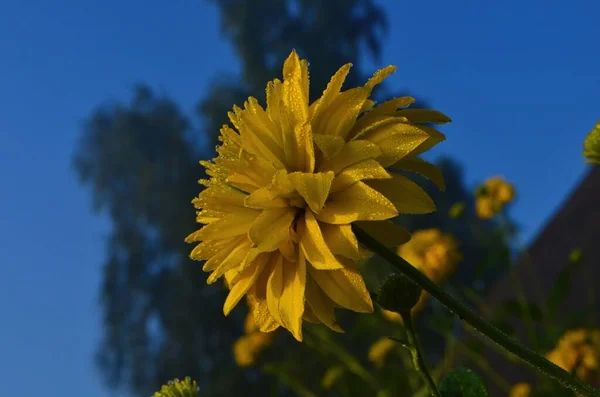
[1,0,599,396]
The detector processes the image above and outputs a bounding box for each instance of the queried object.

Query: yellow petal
[292,121,316,173]
[267,79,295,165]
[201,236,244,271]
[319,87,370,140]
[224,253,270,316]
[230,104,286,169]
[244,187,288,209]
[361,121,430,167]
[311,63,353,121]
[282,50,309,124]
[288,171,335,213]
[330,159,391,193]
[364,65,397,90]
[412,126,446,156]
[195,183,247,213]
[354,220,411,247]
[395,109,451,124]
[319,223,360,260]
[188,237,230,259]
[362,96,415,119]
[319,140,382,173]
[278,232,297,262]
[298,210,345,270]
[193,208,260,240]
[367,175,436,214]
[308,263,373,313]
[365,174,436,214]
[248,207,296,252]
[313,133,345,160]
[305,278,344,332]
[252,296,281,332]
[206,239,253,284]
[315,181,398,224]
[390,157,445,191]
[274,255,306,342]
[267,255,285,327]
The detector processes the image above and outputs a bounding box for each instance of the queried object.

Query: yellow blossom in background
[509,383,531,397]
[153,377,198,397]
[475,176,515,219]
[545,329,600,387]
[368,337,396,367]
[233,302,275,367]
[186,50,449,341]
[583,120,600,164]
[395,229,461,314]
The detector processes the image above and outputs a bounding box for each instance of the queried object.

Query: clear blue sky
[1,1,598,396]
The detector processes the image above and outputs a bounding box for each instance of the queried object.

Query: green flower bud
[377,273,422,314]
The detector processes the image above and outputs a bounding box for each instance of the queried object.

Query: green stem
[400,311,441,397]
[352,225,600,397]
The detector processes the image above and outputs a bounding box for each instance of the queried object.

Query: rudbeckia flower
[545,329,600,386]
[475,176,515,220]
[381,229,461,320]
[187,50,449,341]
[233,301,275,367]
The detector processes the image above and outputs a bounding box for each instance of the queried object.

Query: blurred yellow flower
[396,229,461,314]
[153,377,198,397]
[368,337,396,367]
[583,120,600,164]
[187,50,449,341]
[233,302,275,367]
[545,329,600,387]
[509,383,531,397]
[475,176,515,219]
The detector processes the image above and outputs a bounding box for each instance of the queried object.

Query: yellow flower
[475,176,515,219]
[187,50,448,341]
[233,301,275,367]
[545,329,600,387]
[395,229,461,313]
[153,377,198,397]
[583,120,600,164]
[233,331,274,367]
[509,383,531,397]
[368,337,396,367]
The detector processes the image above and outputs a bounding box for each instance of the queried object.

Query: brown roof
[459,166,600,396]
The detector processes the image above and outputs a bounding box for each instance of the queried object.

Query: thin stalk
[400,311,441,397]
[353,225,600,397]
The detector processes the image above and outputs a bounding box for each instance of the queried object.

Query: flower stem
[399,311,441,397]
[352,225,600,397]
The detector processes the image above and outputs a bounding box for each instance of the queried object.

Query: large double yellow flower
[187,50,449,341]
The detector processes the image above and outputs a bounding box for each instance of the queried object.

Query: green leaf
[439,367,489,397]
[546,249,583,317]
